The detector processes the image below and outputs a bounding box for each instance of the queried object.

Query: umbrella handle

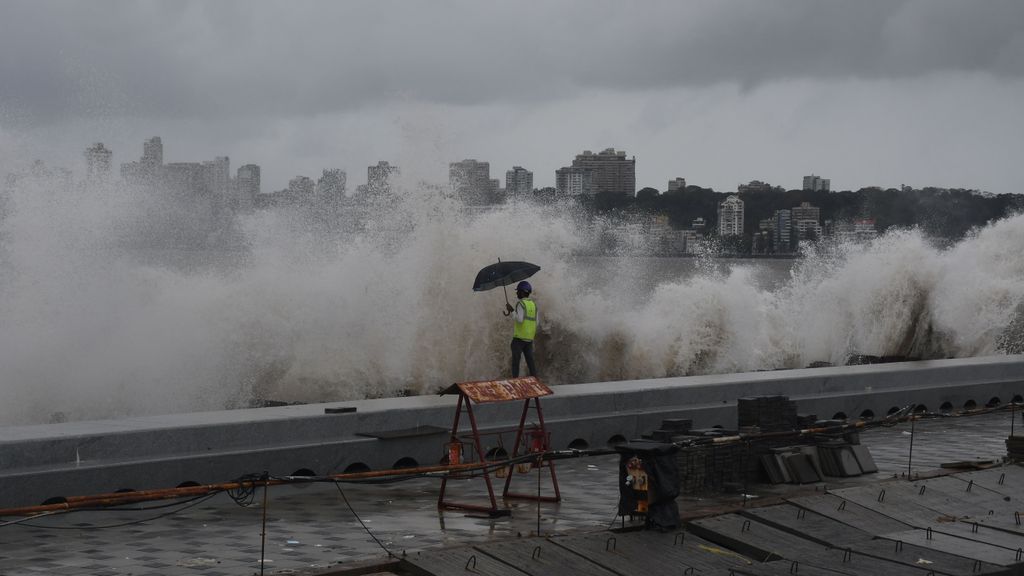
[502,283,513,316]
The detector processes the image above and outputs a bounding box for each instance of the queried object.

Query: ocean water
[1,172,1022,425]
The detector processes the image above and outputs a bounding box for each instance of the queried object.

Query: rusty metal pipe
[0,459,509,518]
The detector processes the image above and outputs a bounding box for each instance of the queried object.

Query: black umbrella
[473,259,540,314]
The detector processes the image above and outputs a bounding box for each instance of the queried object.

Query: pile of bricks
[738,396,798,432]
[1006,435,1024,460]
[675,442,749,494]
[637,395,877,494]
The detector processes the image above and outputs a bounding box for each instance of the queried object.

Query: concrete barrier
[2,355,1023,508]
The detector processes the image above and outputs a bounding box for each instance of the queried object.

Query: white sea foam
[1,170,1022,425]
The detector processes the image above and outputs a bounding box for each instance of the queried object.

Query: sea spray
[1,168,1023,425]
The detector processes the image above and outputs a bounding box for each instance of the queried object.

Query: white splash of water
[1,166,1022,425]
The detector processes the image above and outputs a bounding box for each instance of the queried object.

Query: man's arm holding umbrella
[506,300,525,320]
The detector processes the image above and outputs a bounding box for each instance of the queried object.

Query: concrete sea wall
[2,355,1023,508]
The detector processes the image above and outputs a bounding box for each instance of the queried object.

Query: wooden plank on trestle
[787,493,913,535]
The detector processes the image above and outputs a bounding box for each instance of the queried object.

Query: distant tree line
[555,186,1024,246]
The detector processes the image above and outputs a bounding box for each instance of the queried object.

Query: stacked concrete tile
[738,396,798,432]
[1006,434,1024,460]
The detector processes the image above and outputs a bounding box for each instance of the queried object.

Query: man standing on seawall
[505,281,538,377]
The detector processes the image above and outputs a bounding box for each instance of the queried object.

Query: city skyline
[27,136,841,197]
[1,2,1022,196]
[24,135,1014,199]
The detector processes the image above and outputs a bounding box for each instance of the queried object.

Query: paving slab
[878,528,1023,567]
[402,546,528,576]
[689,513,828,564]
[550,529,756,575]
[689,513,929,576]
[924,520,1024,552]
[741,503,875,547]
[786,493,914,534]
[827,483,961,526]
[729,561,850,576]
[851,536,1008,576]
[473,539,619,576]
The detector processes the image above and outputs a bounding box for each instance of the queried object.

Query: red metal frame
[502,396,560,502]
[438,393,510,516]
[437,377,560,516]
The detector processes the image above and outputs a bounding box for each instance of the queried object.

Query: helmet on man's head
[516,281,532,294]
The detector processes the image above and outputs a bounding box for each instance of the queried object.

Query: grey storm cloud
[2,0,1023,126]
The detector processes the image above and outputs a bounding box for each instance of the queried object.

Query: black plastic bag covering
[615,441,680,531]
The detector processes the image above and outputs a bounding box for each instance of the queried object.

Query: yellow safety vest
[514,298,537,341]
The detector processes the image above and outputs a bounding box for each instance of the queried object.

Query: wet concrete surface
[0,409,1019,576]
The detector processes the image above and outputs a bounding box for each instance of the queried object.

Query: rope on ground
[227,473,264,507]
[334,482,394,559]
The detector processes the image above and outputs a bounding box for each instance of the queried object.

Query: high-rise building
[718,195,744,236]
[791,201,820,222]
[855,219,878,242]
[681,230,699,255]
[794,219,823,241]
[142,137,163,172]
[506,166,533,198]
[555,148,635,196]
[774,209,792,252]
[555,166,593,196]
[317,169,346,200]
[203,156,230,197]
[802,174,830,191]
[163,162,206,195]
[84,143,112,181]
[791,201,822,241]
[121,137,164,185]
[236,164,260,212]
[367,161,399,194]
[668,177,686,192]
[288,175,315,196]
[449,159,494,205]
[120,160,145,184]
[236,164,260,195]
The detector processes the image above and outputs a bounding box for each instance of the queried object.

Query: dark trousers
[511,338,537,377]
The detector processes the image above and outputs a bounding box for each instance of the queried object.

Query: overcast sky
[2,0,1023,194]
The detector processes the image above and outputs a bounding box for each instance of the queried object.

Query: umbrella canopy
[473,261,540,292]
